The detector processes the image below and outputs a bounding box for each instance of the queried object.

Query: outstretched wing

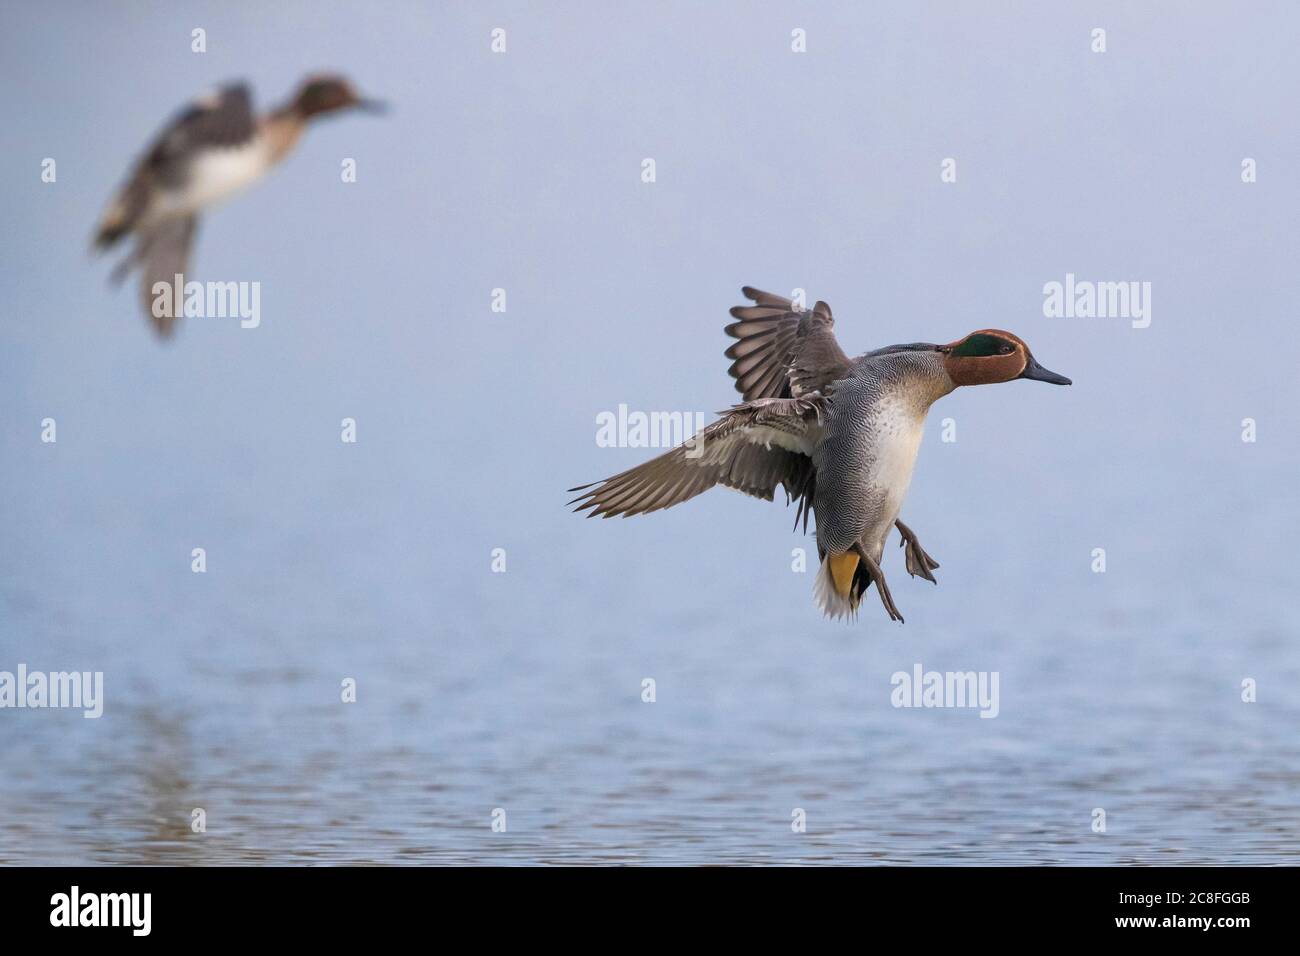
[568,396,825,520]
[94,83,255,249]
[723,286,852,401]
[136,216,198,339]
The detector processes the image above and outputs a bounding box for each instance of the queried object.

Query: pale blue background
[1,1,1298,863]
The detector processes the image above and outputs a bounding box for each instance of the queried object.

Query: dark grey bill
[355,98,388,114]
[1019,354,1072,385]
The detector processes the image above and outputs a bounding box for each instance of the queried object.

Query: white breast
[864,397,927,543]
[165,141,275,216]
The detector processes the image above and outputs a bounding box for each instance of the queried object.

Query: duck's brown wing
[723,286,852,401]
[94,83,255,249]
[568,396,824,520]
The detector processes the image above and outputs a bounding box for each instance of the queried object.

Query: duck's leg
[851,541,904,623]
[895,519,940,584]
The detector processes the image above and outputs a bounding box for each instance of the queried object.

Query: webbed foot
[895,519,940,585]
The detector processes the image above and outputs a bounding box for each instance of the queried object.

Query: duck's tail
[813,551,865,620]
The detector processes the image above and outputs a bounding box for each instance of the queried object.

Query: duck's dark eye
[998,344,1014,354]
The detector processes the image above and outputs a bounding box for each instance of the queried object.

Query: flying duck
[569,287,1072,621]
[93,74,384,337]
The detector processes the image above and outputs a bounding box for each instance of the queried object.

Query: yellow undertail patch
[827,552,860,599]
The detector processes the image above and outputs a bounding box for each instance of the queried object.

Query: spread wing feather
[568,396,825,519]
[723,287,853,401]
